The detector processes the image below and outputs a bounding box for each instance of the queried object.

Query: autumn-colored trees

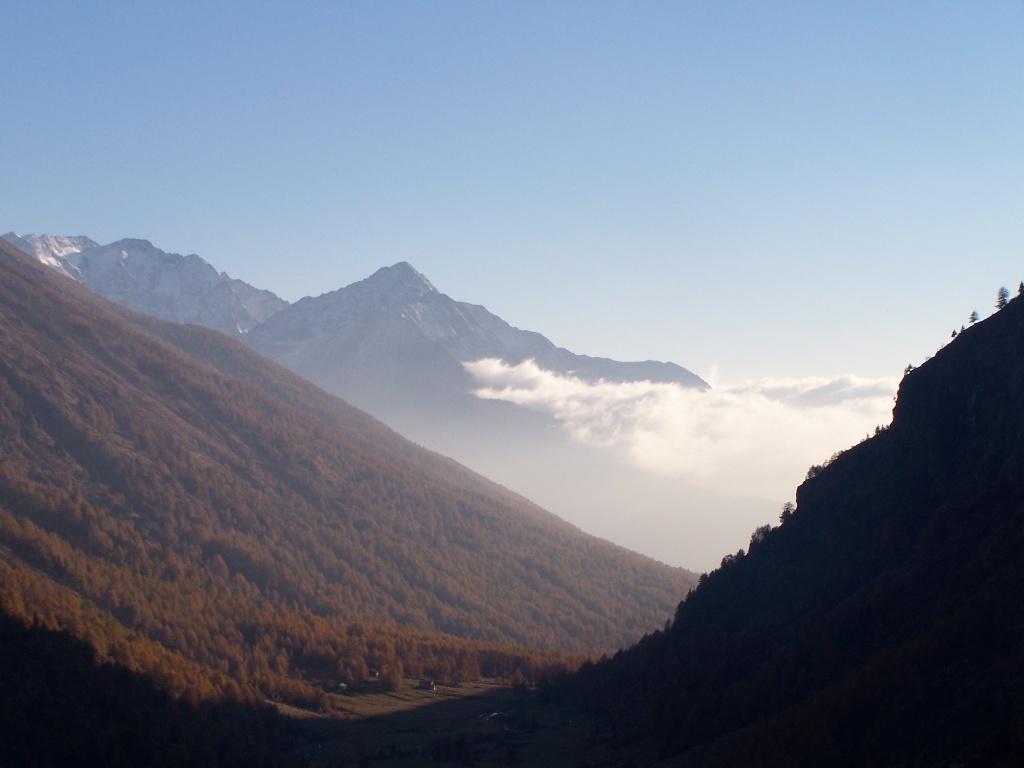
[1,238,680,709]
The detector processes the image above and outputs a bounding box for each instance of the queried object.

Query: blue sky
[5,2,1022,384]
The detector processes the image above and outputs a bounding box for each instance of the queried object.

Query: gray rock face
[245,261,706,398]
[3,233,288,335]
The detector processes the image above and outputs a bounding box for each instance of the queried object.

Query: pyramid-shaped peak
[364,261,438,295]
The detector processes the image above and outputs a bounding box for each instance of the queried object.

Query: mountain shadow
[543,289,1024,766]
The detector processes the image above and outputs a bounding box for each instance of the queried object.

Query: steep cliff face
[550,295,1024,766]
[890,297,1024,470]
[795,291,1024,560]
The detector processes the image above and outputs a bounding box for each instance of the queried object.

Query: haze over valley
[6,231,897,570]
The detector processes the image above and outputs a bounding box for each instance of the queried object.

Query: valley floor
[283,679,649,768]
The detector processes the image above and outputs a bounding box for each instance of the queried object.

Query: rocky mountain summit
[3,232,288,335]
[250,260,705,387]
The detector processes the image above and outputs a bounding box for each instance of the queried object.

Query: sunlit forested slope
[545,287,1024,766]
[0,237,695,707]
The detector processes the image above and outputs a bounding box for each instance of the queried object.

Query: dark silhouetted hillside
[0,612,300,768]
[545,291,1024,766]
[0,237,694,708]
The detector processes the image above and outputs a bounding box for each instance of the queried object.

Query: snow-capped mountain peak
[328,261,439,310]
[3,232,97,278]
[246,257,707,391]
[369,261,438,294]
[3,232,288,335]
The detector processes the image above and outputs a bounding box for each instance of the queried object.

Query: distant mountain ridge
[249,260,705,386]
[3,232,288,335]
[242,260,707,439]
[8,231,703,389]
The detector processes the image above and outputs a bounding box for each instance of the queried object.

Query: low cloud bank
[465,358,897,500]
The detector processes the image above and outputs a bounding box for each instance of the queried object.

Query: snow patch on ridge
[4,232,288,335]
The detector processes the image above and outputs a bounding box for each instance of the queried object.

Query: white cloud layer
[464,359,898,500]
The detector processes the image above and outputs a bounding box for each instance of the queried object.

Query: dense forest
[542,288,1024,765]
[0,612,302,767]
[0,238,695,710]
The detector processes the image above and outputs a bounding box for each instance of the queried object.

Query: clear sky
[5,2,1022,381]
[4,3,1023,566]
